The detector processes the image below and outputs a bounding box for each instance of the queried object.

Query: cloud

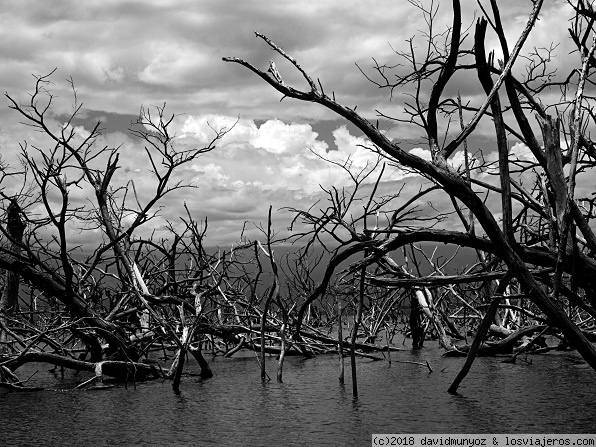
[138,41,210,87]
[1,0,592,248]
[510,142,537,163]
[1,0,543,120]
[81,116,426,244]
[252,119,328,154]
[2,0,574,133]
[408,148,432,162]
[190,163,230,186]
[407,147,477,173]
[176,115,334,195]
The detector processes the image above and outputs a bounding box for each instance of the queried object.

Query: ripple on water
[2,344,595,446]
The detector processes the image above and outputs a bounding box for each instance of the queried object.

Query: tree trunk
[338,302,345,384]
[169,327,189,392]
[416,288,452,350]
[448,298,501,393]
[409,290,424,349]
[449,272,514,393]
[277,320,287,383]
[188,343,213,379]
[1,201,25,313]
[350,253,367,398]
[0,201,25,354]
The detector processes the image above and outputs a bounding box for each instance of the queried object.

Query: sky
[0,0,590,249]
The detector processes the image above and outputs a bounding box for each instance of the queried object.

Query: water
[2,342,595,446]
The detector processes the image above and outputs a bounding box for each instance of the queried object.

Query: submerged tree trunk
[449,273,513,393]
[448,298,500,394]
[409,290,424,349]
[277,320,287,383]
[338,302,345,384]
[350,253,367,398]
[415,289,453,350]
[1,201,25,313]
[188,343,213,379]
[169,326,190,392]
[0,201,25,354]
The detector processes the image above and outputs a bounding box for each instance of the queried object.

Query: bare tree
[223,0,596,378]
[0,73,232,388]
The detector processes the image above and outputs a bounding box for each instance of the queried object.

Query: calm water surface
[1,341,595,446]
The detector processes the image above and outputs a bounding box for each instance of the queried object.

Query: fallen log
[4,352,159,382]
[489,324,513,338]
[502,326,551,364]
[298,330,403,353]
[247,341,302,356]
[0,382,44,392]
[445,325,548,357]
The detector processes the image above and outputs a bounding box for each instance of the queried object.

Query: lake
[1,339,595,446]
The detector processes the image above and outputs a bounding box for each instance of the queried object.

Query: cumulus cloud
[252,119,328,154]
[408,148,431,162]
[510,143,537,163]
[176,115,335,194]
[0,1,588,246]
[70,115,423,244]
[407,147,477,173]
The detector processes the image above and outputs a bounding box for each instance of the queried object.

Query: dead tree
[223,0,596,373]
[0,73,229,388]
[0,200,26,354]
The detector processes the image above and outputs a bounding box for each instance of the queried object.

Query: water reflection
[2,344,596,446]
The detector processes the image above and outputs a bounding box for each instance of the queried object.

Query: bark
[0,382,44,392]
[277,320,287,383]
[260,206,282,381]
[260,283,275,381]
[415,289,453,350]
[0,201,25,355]
[446,325,548,357]
[448,298,501,393]
[1,201,25,313]
[249,342,301,356]
[475,18,513,241]
[448,272,513,392]
[409,291,424,349]
[169,326,189,392]
[350,250,367,398]
[224,336,246,358]
[507,326,550,363]
[489,325,513,338]
[5,352,157,381]
[188,344,213,379]
[337,302,345,384]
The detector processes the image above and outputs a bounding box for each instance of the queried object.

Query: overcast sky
[0,1,586,247]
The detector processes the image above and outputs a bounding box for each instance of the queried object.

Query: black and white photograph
[0,1,595,445]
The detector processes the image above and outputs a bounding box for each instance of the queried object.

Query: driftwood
[444,325,548,357]
[3,351,159,382]
[0,382,44,392]
[503,326,552,364]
